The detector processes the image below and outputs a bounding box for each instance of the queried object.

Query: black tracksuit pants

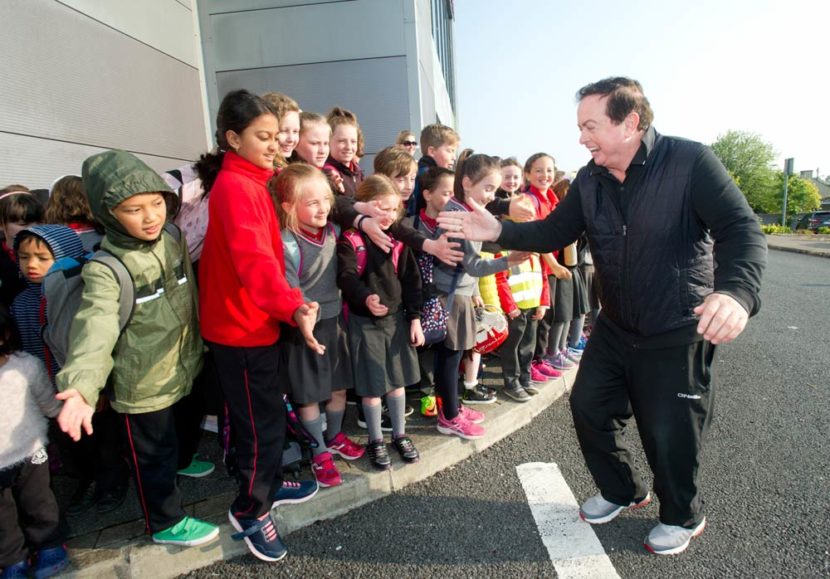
[210,341,286,520]
[570,314,715,528]
[121,405,187,534]
[501,309,538,389]
[0,456,63,567]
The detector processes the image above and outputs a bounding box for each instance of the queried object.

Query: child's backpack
[340,228,403,277]
[163,164,209,262]
[41,224,182,368]
[414,251,448,345]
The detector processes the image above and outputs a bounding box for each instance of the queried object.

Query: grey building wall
[198,0,455,168]
[0,0,209,188]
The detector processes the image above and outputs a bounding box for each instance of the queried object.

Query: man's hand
[365,294,389,316]
[437,198,502,242]
[472,295,485,308]
[294,302,325,355]
[507,308,521,320]
[362,218,394,253]
[694,292,748,344]
[410,319,425,347]
[550,262,573,280]
[532,306,547,320]
[423,234,463,266]
[56,389,94,442]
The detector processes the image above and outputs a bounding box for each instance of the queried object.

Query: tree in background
[711,130,777,211]
[770,174,821,217]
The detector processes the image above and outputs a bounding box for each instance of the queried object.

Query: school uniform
[281,225,352,404]
[336,229,422,397]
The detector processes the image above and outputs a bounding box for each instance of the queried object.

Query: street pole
[781,157,794,228]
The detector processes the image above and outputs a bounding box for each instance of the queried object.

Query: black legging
[435,344,464,420]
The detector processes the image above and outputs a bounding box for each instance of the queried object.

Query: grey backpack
[41,224,180,368]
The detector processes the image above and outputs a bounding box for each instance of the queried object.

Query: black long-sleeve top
[498,128,766,336]
[336,232,422,322]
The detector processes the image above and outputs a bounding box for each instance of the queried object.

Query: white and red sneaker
[327,431,365,461]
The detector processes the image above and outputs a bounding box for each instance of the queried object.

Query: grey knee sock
[300,415,326,456]
[550,321,567,353]
[385,392,406,439]
[325,407,345,441]
[362,402,384,443]
[568,315,585,347]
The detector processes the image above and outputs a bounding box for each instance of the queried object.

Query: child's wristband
[356,214,368,232]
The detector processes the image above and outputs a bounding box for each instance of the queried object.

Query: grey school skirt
[347,310,420,398]
[439,292,476,351]
[281,314,353,405]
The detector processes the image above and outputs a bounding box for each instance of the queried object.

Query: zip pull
[622,225,627,236]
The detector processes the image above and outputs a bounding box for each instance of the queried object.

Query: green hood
[82,150,179,248]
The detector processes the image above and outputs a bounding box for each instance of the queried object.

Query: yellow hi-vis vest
[478,250,501,310]
[507,252,544,310]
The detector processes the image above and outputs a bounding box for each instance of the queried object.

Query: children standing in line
[337,175,424,470]
[261,92,300,168]
[55,149,217,548]
[521,153,572,375]
[325,108,364,198]
[497,157,524,200]
[408,167,456,416]
[0,304,68,579]
[271,164,364,488]
[433,151,529,439]
[196,90,320,563]
[406,124,459,216]
[373,145,418,208]
[44,176,102,252]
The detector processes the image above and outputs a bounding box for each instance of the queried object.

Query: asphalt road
[187,249,830,578]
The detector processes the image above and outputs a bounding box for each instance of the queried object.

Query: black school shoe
[392,436,420,464]
[96,482,128,514]
[366,440,391,470]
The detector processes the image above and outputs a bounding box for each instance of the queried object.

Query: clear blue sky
[454,0,828,178]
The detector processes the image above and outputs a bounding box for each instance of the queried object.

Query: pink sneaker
[437,410,485,440]
[327,431,365,461]
[530,362,551,383]
[458,405,485,424]
[311,452,342,488]
[534,360,562,378]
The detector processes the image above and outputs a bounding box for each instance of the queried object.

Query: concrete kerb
[60,373,574,578]
[765,234,830,259]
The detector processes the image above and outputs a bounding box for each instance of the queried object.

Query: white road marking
[517,462,620,578]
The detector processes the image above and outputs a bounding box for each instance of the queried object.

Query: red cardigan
[199,151,304,346]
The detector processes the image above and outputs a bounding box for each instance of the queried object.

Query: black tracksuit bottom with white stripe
[570,313,715,529]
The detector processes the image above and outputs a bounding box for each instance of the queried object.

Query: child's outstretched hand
[294,302,326,355]
[56,389,94,442]
[324,167,346,193]
[506,251,532,266]
[508,195,536,222]
[410,318,425,347]
[365,294,388,316]
[422,234,463,266]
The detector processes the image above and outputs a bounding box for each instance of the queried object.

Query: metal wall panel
[209,0,404,72]
[56,0,199,66]
[216,56,409,164]
[0,133,193,190]
[0,0,208,172]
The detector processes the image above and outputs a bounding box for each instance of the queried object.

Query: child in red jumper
[196,89,321,563]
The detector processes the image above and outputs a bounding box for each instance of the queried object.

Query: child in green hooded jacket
[55,150,218,547]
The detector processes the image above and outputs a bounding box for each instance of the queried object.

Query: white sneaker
[644,517,706,555]
[579,492,652,524]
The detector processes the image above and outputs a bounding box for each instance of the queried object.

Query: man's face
[577,94,631,172]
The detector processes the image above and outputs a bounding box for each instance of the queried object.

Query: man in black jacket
[437,77,766,556]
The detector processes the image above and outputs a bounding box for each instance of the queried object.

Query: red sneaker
[327,431,365,461]
[311,452,342,488]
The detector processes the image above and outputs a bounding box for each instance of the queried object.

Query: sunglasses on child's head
[402,141,418,147]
